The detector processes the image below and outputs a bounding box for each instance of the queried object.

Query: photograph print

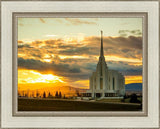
[18,17,143,111]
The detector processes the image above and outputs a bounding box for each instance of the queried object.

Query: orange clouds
[18,35,142,61]
[18,69,65,84]
[125,75,142,84]
[18,35,142,90]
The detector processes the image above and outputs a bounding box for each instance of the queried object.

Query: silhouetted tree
[24,92,28,97]
[48,92,53,98]
[32,91,34,98]
[76,90,80,97]
[27,90,29,98]
[130,93,140,103]
[18,91,21,97]
[55,91,58,98]
[59,91,62,98]
[43,91,46,98]
[63,94,65,99]
[123,94,128,99]
[22,91,25,97]
[48,92,51,97]
[36,90,39,98]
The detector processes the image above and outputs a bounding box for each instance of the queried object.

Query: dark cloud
[59,47,90,55]
[121,49,130,53]
[18,46,43,60]
[83,63,97,71]
[120,69,142,76]
[82,36,142,59]
[18,55,142,82]
[18,57,88,81]
[18,44,32,48]
[118,29,142,36]
[105,36,142,49]
[51,36,142,58]
[84,35,142,49]
[106,61,142,76]
[69,68,81,73]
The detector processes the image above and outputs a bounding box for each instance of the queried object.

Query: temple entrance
[82,93,92,97]
[96,93,101,98]
[105,93,117,97]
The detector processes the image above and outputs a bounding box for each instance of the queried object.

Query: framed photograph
[1,0,159,128]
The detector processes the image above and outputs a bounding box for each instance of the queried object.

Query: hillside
[19,83,143,98]
[18,85,87,97]
[125,83,142,92]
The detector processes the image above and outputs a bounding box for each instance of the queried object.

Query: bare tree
[55,91,58,98]
[43,91,46,98]
[59,91,62,98]
[36,90,39,98]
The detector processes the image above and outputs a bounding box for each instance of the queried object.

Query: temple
[86,31,125,99]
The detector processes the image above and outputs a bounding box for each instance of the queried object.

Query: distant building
[86,31,125,99]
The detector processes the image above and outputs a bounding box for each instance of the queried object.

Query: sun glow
[43,54,50,58]
[42,59,52,63]
[18,69,64,84]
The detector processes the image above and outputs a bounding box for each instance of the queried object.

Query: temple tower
[86,31,125,99]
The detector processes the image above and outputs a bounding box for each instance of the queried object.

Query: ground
[18,98,142,111]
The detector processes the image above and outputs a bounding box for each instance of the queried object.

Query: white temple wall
[88,69,125,97]
[110,73,114,90]
[109,72,112,90]
[86,31,126,98]
[90,74,93,91]
[113,72,117,90]
[104,70,108,90]
[102,69,105,90]
[93,73,96,90]
[109,72,113,90]
[116,73,119,90]
[89,76,92,91]
[96,74,100,90]
[107,72,109,90]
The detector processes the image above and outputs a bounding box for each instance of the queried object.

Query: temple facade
[86,31,125,98]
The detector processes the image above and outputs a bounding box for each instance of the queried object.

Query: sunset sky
[18,18,142,91]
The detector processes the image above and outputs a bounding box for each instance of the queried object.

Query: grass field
[18,98,142,111]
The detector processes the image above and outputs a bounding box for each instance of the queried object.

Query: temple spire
[100,30,104,57]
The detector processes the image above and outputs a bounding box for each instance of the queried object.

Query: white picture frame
[1,0,159,128]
